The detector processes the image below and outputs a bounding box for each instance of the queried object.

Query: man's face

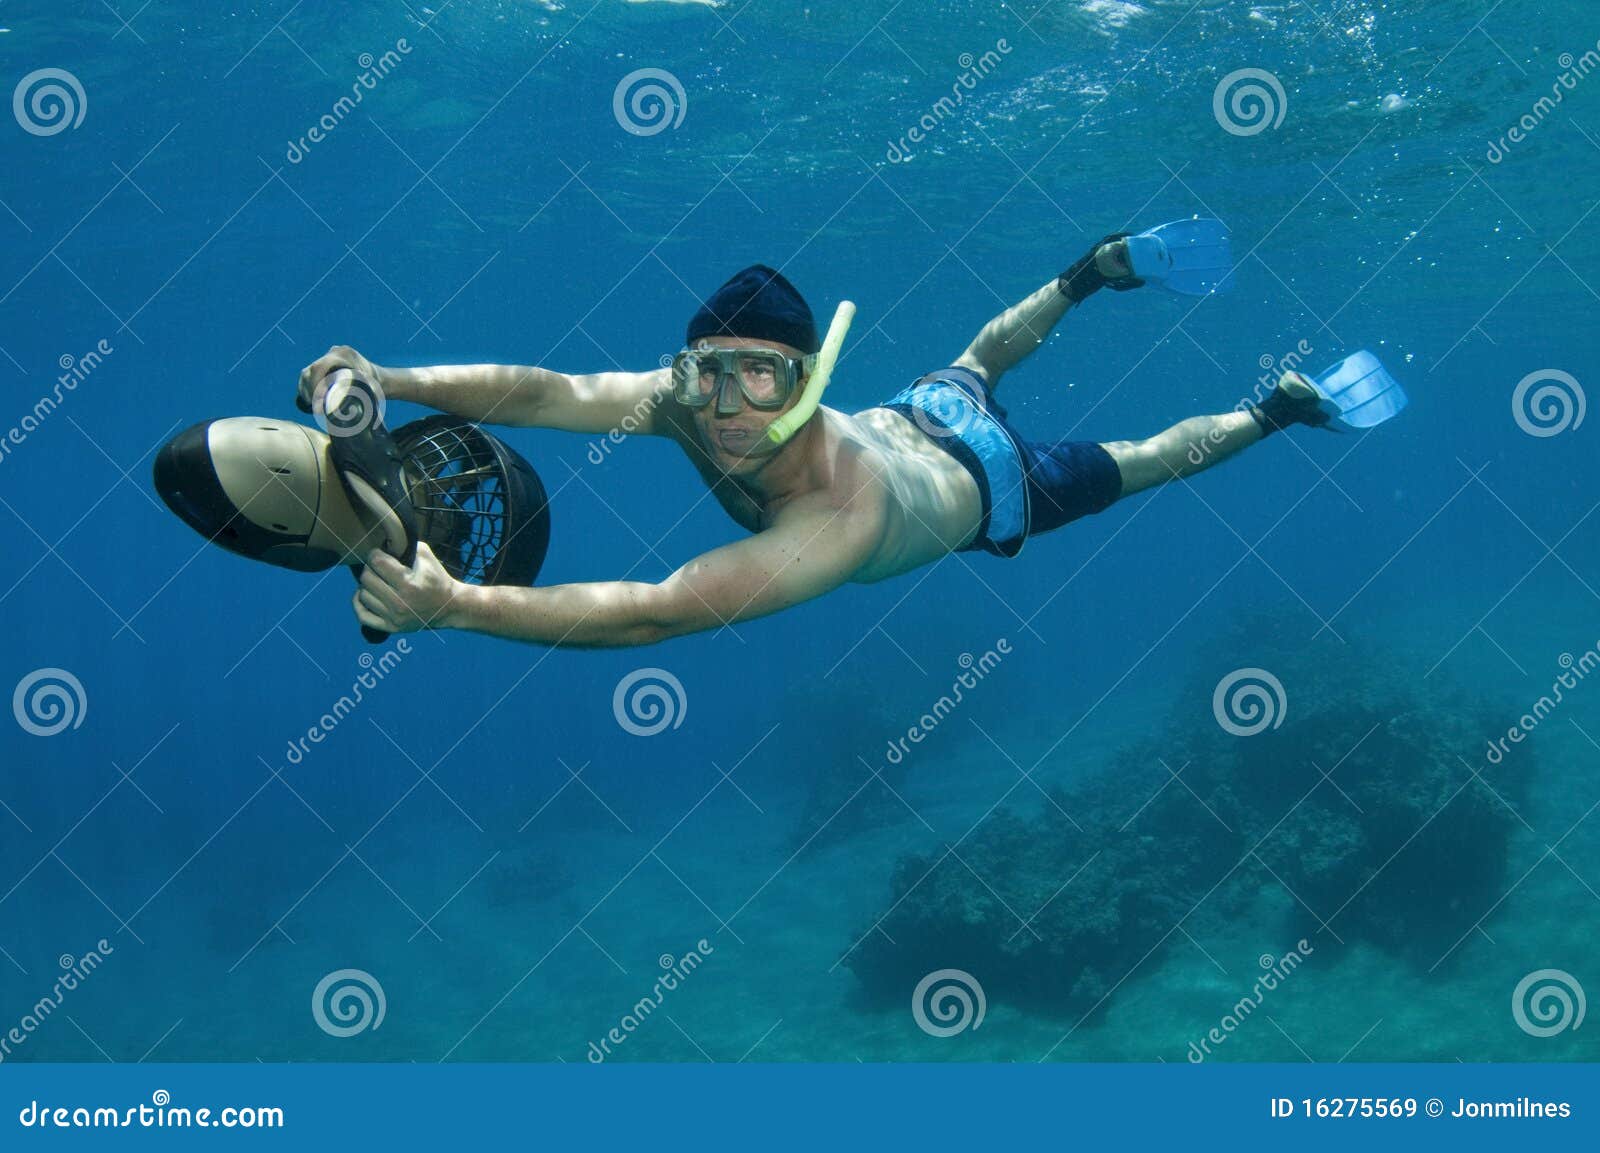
[687,335,807,472]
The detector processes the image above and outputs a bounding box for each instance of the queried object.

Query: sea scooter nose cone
[153,420,223,538]
[152,418,341,572]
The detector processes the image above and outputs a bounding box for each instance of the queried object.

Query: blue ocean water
[1,0,1597,1064]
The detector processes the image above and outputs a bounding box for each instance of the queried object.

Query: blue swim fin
[1124,217,1234,296]
[1310,350,1409,430]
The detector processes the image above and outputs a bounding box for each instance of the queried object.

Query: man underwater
[302,239,1364,647]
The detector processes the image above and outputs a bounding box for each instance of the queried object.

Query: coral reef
[789,755,910,853]
[845,620,1531,1016]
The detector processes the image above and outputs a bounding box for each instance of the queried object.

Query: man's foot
[1248,371,1334,436]
[1057,233,1143,303]
[1278,371,1318,402]
[1094,238,1133,280]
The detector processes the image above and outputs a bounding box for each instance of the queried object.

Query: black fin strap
[1249,384,1330,437]
[1246,400,1278,437]
[1057,232,1139,303]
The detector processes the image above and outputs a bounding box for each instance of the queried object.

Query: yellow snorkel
[765,301,856,445]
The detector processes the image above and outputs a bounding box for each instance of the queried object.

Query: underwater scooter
[153,371,551,642]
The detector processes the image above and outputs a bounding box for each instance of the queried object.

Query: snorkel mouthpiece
[765,301,856,446]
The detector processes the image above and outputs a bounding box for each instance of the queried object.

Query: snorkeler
[157,220,1405,647]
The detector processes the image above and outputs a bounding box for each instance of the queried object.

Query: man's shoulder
[779,444,892,538]
[764,485,890,576]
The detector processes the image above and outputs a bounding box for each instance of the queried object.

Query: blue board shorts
[881,366,1123,557]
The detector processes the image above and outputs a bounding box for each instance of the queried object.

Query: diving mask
[670,345,815,412]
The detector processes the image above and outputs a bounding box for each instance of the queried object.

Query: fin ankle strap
[1057,233,1140,304]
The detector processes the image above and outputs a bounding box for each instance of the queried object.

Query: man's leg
[1099,409,1263,496]
[954,240,1134,387]
[1097,372,1329,498]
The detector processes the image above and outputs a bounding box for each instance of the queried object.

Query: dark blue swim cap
[685,264,818,354]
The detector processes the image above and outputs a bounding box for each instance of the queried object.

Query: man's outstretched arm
[297,345,672,434]
[384,363,672,434]
[352,496,886,648]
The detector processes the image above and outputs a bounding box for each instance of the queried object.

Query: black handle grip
[330,375,413,648]
[351,562,393,645]
[300,364,349,415]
